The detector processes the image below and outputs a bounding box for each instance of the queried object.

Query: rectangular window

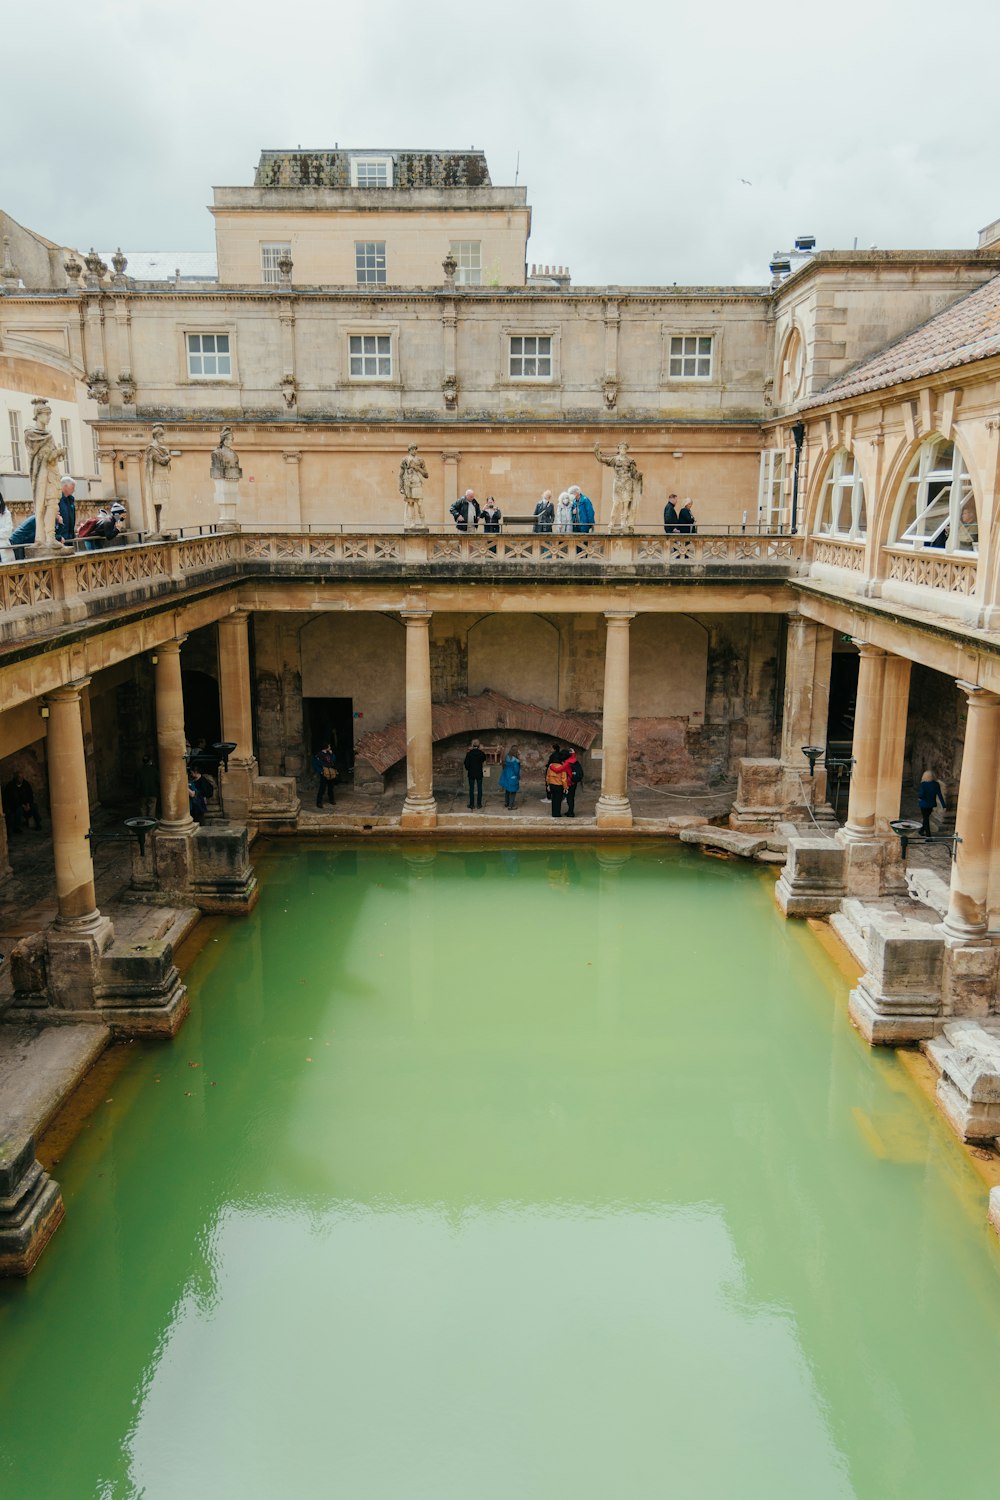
[758,449,786,530]
[669,335,713,379]
[187,333,231,379]
[260,243,291,285]
[92,425,101,475]
[451,240,482,286]
[60,419,73,474]
[349,334,392,379]
[509,334,552,379]
[8,410,23,472]
[355,241,387,285]
[352,158,391,188]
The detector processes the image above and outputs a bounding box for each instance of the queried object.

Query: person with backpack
[563,749,583,817]
[313,742,337,808]
[569,487,595,533]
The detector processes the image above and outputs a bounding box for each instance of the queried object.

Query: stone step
[0,1023,110,1155]
[679,827,768,858]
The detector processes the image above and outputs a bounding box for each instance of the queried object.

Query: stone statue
[24,398,66,547]
[398,444,429,527]
[594,440,643,530]
[144,424,173,521]
[210,426,242,482]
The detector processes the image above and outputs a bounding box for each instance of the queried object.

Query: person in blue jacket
[499,744,522,809]
[569,486,595,532]
[917,770,946,836]
[55,478,77,543]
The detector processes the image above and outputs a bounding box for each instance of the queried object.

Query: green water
[2,844,1000,1499]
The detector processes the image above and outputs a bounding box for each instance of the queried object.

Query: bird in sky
[740,178,752,186]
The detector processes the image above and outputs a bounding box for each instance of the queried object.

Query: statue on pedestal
[594,440,643,530]
[24,398,66,548]
[210,427,242,482]
[144,424,173,530]
[398,444,429,528]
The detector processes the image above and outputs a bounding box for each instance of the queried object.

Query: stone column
[596,611,634,829]
[837,643,910,897]
[843,643,887,841]
[217,610,258,821]
[779,614,833,775]
[873,654,911,829]
[154,639,196,833]
[943,684,1000,942]
[441,450,460,528]
[282,452,303,530]
[400,610,437,829]
[45,682,100,927]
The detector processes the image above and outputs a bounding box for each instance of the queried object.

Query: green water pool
[2,842,999,1499]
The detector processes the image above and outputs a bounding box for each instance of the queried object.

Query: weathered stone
[679,826,767,858]
[849,911,945,1045]
[663,815,709,833]
[927,1020,1000,1143]
[774,836,845,916]
[942,940,1000,1019]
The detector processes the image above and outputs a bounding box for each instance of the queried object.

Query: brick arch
[354,691,600,776]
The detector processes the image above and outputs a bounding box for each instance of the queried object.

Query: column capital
[154,636,187,657]
[604,610,635,624]
[45,677,91,705]
[218,609,251,628]
[441,449,461,464]
[400,609,433,625]
[851,639,887,658]
[955,680,1000,706]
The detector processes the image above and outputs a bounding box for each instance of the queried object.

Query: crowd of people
[0,479,129,561]
[463,740,583,816]
[447,486,698,534]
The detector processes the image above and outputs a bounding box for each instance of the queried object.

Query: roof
[802,273,1000,407]
[254,149,492,190]
[100,251,218,281]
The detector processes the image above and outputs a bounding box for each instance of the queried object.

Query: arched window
[778,327,805,404]
[893,438,978,553]
[816,450,867,539]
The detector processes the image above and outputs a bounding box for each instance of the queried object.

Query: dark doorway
[827,650,859,750]
[304,697,354,780]
[181,670,221,746]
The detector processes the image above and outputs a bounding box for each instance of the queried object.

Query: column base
[401,796,438,830]
[0,1144,64,1277]
[847,911,945,1046]
[131,824,258,914]
[595,795,633,830]
[730,758,830,832]
[221,761,300,830]
[7,921,189,1038]
[774,836,845,917]
[836,829,906,898]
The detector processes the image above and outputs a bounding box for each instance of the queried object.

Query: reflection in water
[1,845,999,1500]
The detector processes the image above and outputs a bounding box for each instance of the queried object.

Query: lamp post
[790,421,806,536]
[802,745,855,815]
[86,816,158,858]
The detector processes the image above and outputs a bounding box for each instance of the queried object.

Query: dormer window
[351,156,392,188]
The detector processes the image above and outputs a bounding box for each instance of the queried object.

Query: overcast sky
[4,0,1000,287]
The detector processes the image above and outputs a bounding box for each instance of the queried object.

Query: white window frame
[8,410,23,472]
[185,332,232,381]
[817,449,866,539]
[91,424,101,476]
[508,333,553,381]
[60,418,73,475]
[350,156,393,188]
[260,242,291,285]
[355,241,387,286]
[451,240,482,286]
[348,332,393,381]
[668,334,714,380]
[893,437,978,555]
[758,449,787,530]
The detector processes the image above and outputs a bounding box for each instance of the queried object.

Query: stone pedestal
[214,477,239,530]
[221,765,300,830]
[731,757,829,831]
[130,824,258,913]
[848,912,945,1045]
[836,829,906,899]
[8,921,188,1036]
[774,836,845,916]
[596,611,634,829]
[926,1019,1000,1144]
[0,1141,63,1277]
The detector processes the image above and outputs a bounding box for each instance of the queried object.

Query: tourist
[0,494,12,563]
[313,742,337,808]
[2,771,42,833]
[499,744,521,809]
[532,490,555,532]
[78,507,108,550]
[188,768,214,822]
[677,498,697,534]
[563,748,583,817]
[450,490,480,532]
[569,486,595,533]
[95,502,127,546]
[663,493,680,534]
[138,753,159,818]
[464,738,486,809]
[8,515,36,559]
[918,770,946,836]
[555,491,574,533]
[56,477,77,544]
[545,751,569,817]
[481,496,503,533]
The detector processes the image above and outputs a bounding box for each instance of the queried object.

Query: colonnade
[399,608,635,829]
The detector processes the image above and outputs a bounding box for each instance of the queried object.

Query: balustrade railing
[885,547,978,596]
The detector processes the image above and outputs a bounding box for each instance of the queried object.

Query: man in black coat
[450,490,480,532]
[464,739,487,809]
[677,499,697,533]
[663,493,680,534]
